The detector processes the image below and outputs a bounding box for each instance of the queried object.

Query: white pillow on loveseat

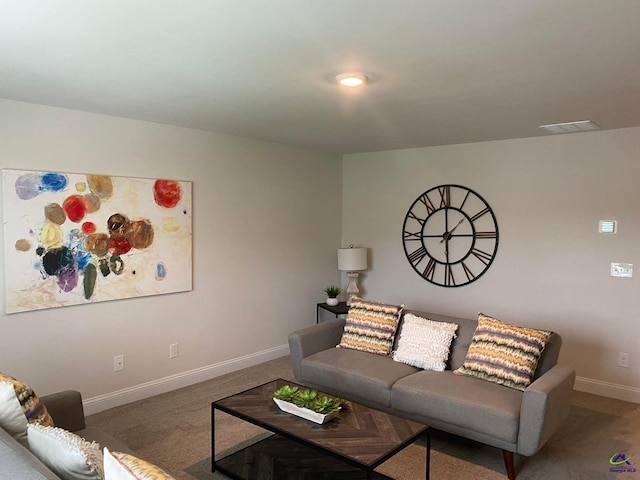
[393,313,458,371]
[27,423,103,480]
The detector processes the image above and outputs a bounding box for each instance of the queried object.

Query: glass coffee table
[212,379,430,480]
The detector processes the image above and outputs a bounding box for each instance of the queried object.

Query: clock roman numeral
[408,246,427,265]
[459,190,471,210]
[418,194,437,215]
[438,186,451,208]
[461,261,476,282]
[471,248,493,265]
[470,207,490,222]
[403,230,422,241]
[407,211,426,226]
[475,231,497,239]
[444,264,455,286]
[422,258,436,280]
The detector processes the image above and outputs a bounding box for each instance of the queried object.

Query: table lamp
[338,245,368,305]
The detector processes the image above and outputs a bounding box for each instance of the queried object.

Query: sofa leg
[502,450,516,480]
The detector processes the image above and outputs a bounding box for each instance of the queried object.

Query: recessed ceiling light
[539,120,600,134]
[336,73,368,87]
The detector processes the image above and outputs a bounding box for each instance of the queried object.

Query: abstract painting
[2,169,192,314]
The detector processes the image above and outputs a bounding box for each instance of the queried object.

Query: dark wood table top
[213,378,429,469]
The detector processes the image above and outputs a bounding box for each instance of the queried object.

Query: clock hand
[449,217,465,234]
[440,218,465,243]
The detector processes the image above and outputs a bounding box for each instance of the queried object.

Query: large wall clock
[402,184,499,287]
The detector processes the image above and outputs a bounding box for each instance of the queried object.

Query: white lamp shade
[338,247,368,271]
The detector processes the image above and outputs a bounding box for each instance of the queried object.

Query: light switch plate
[611,263,633,278]
[599,220,617,234]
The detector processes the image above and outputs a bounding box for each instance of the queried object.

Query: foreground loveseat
[0,377,176,480]
[288,305,576,480]
[0,390,139,480]
[0,389,134,479]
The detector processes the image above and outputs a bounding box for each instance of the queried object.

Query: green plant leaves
[323,285,341,297]
[273,385,343,413]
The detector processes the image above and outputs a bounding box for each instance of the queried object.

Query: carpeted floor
[86,356,640,479]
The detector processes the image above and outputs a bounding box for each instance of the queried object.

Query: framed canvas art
[2,169,192,314]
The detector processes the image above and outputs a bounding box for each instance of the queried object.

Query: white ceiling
[2,1,639,154]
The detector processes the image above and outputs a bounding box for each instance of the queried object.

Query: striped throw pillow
[0,372,54,426]
[338,297,404,356]
[104,447,176,480]
[454,313,551,391]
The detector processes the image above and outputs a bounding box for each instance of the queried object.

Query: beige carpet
[86,356,640,479]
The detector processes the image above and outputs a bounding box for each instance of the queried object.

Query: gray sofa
[288,309,576,480]
[0,390,133,479]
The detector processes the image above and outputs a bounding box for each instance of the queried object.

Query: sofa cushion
[0,373,54,425]
[454,313,552,391]
[337,297,404,356]
[103,447,175,480]
[27,424,103,480]
[0,426,59,479]
[0,372,54,447]
[393,313,458,371]
[300,347,418,408]
[74,428,136,456]
[391,370,523,443]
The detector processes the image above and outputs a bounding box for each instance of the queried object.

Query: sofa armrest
[1,427,60,479]
[41,390,86,432]
[517,365,576,456]
[288,318,346,380]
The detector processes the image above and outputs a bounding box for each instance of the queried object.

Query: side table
[316,302,349,323]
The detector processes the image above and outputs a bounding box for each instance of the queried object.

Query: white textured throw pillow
[0,381,29,446]
[393,313,458,371]
[27,423,103,480]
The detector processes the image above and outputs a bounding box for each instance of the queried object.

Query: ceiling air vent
[539,120,600,134]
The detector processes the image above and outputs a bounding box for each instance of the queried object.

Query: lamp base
[345,272,360,306]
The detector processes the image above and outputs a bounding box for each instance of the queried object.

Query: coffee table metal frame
[212,379,430,480]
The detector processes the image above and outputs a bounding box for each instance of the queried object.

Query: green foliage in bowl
[274,385,343,414]
[323,285,342,298]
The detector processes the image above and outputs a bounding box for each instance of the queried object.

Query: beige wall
[343,127,640,402]
[0,99,342,412]
[2,97,638,407]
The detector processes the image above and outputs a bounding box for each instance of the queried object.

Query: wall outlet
[618,352,629,368]
[114,355,125,371]
[169,343,179,359]
[611,263,633,278]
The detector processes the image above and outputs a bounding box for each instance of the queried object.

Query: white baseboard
[83,344,290,415]
[574,376,640,404]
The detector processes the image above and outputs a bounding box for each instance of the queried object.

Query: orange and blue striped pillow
[338,297,404,356]
[454,313,551,391]
[0,372,54,426]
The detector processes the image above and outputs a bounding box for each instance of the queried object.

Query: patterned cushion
[27,424,103,480]
[103,448,176,480]
[393,313,458,371]
[454,313,552,391]
[0,372,54,446]
[0,372,54,425]
[337,297,404,356]
[0,381,29,445]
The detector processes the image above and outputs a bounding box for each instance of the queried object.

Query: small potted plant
[323,285,341,306]
[273,384,344,424]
